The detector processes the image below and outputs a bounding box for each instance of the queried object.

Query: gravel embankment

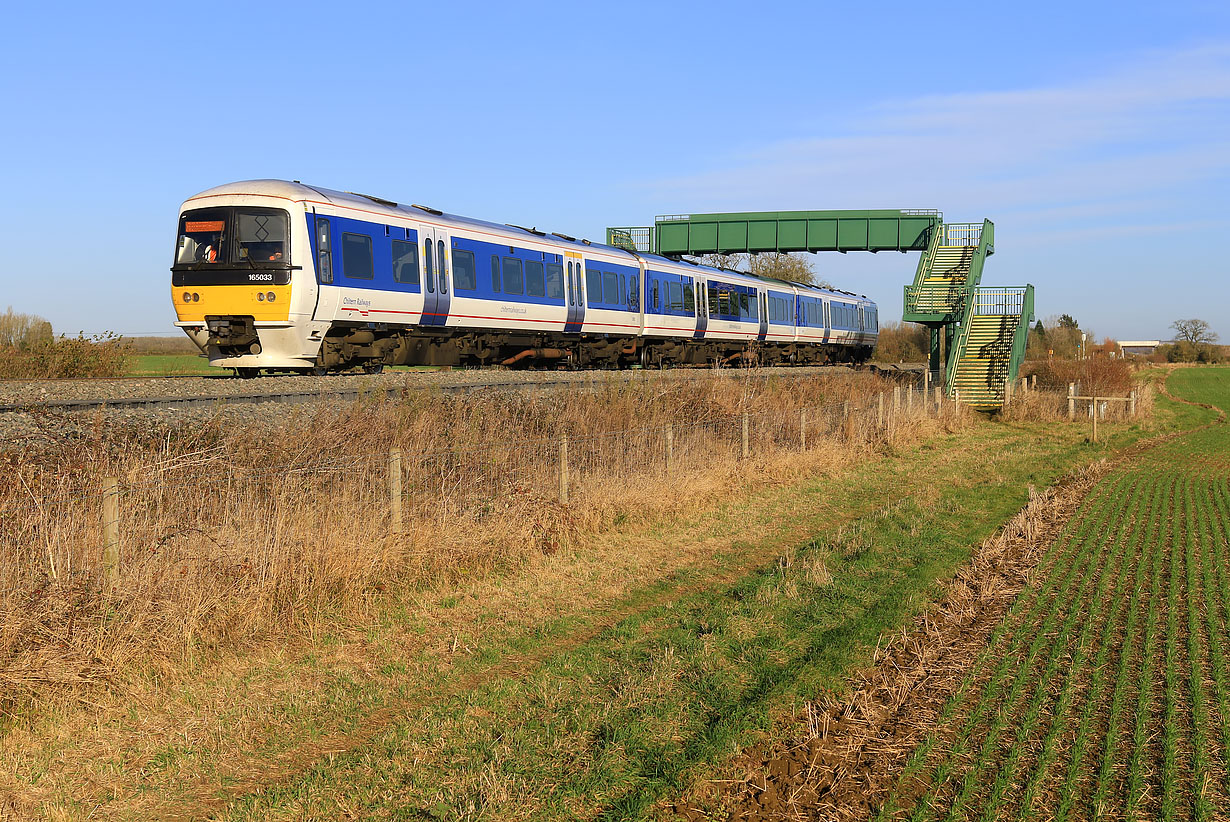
[0,368,851,451]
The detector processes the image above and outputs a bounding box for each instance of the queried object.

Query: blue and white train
[171,180,879,373]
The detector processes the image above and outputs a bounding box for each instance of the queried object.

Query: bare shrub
[1021,357,1133,396]
[0,332,129,378]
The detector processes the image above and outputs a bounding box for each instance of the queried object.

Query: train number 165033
[248,272,274,282]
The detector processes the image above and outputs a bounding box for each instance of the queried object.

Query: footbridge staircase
[607,211,1034,411]
[901,219,1034,409]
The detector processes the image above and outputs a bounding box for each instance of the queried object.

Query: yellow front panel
[172,284,292,323]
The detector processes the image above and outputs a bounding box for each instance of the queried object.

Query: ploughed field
[718,368,1230,821]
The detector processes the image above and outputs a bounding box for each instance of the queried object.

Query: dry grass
[1,371,968,712]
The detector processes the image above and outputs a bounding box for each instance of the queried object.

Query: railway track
[0,365,922,415]
[0,377,593,413]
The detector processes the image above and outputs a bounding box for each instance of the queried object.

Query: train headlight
[182,291,191,302]
[257,292,265,302]
[191,293,200,302]
[266,292,276,302]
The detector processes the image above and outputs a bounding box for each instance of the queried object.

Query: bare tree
[0,307,53,349]
[690,252,832,289]
[1171,318,1219,346]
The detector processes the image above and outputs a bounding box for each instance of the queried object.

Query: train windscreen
[175,207,289,266]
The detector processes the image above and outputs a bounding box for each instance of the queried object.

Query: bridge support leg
[928,327,942,375]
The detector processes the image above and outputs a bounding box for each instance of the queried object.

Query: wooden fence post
[102,477,120,591]
[934,386,942,414]
[877,392,885,428]
[559,436,569,504]
[388,448,403,533]
[1068,383,1076,420]
[741,413,750,460]
[1092,397,1099,443]
[1129,390,1137,417]
[893,386,901,415]
[665,424,674,472]
[907,385,914,414]
[800,408,807,450]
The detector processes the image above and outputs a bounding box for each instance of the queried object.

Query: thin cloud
[637,43,1230,227]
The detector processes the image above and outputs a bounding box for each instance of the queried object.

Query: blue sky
[1,0,1228,342]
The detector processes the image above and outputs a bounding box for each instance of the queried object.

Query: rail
[606,226,654,253]
[942,223,983,247]
[970,286,1027,317]
[904,283,963,316]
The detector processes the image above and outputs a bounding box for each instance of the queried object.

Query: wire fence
[3,383,969,593]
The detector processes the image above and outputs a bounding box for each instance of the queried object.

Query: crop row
[877,426,1230,820]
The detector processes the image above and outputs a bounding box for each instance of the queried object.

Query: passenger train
[171,181,879,374]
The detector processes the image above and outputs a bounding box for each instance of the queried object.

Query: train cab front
[171,204,307,371]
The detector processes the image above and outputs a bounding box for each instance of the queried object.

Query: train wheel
[235,367,260,379]
[363,362,385,375]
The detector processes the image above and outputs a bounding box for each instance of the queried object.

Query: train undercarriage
[305,324,869,373]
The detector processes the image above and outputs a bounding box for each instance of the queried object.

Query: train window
[341,233,373,279]
[424,240,434,293]
[502,257,524,295]
[491,255,501,292]
[452,249,476,291]
[769,298,777,323]
[587,269,603,305]
[683,282,694,314]
[392,240,419,286]
[709,287,720,317]
[749,293,758,320]
[652,280,659,310]
[545,263,564,300]
[717,290,730,316]
[629,274,639,308]
[526,260,546,297]
[666,281,682,312]
[437,240,448,294]
[314,217,332,284]
[738,293,749,318]
[177,208,229,265]
[604,272,619,308]
[235,208,289,264]
[619,274,626,305]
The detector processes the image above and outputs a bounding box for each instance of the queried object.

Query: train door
[758,291,768,340]
[822,300,831,343]
[564,254,585,332]
[311,215,339,321]
[420,225,451,326]
[694,280,708,338]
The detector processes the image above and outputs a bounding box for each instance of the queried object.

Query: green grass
[123,352,215,376]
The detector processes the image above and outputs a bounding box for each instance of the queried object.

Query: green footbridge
[608,210,1034,410]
